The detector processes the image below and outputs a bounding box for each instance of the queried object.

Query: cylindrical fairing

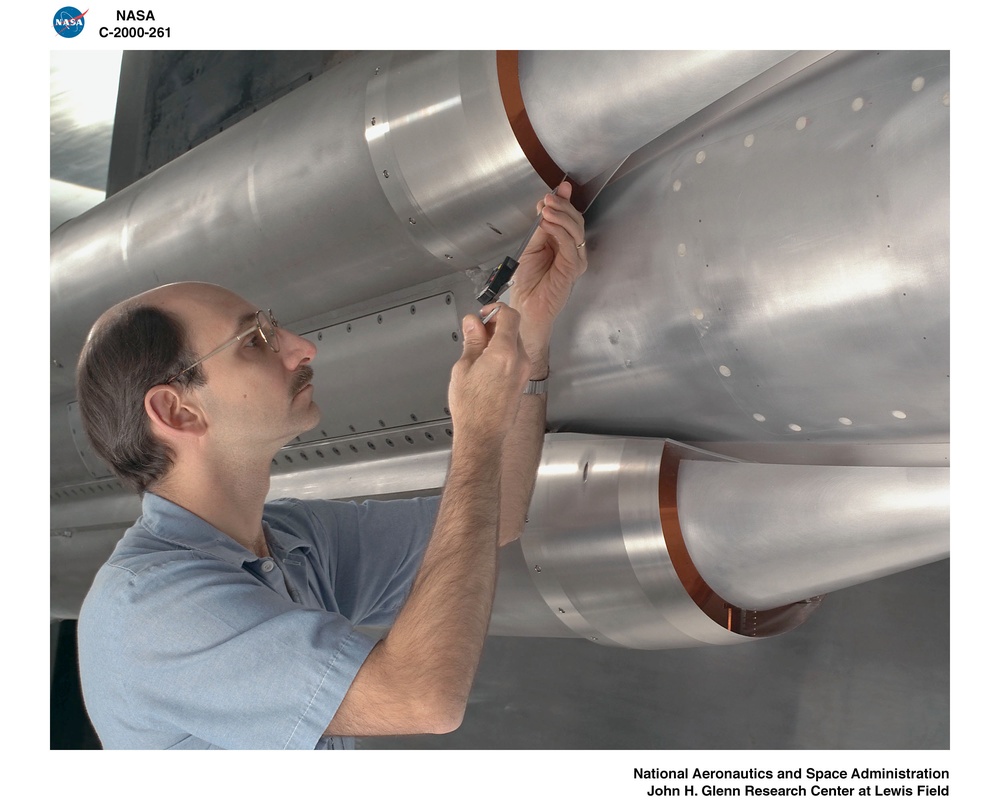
[518,51,794,184]
[677,461,950,610]
[491,435,824,648]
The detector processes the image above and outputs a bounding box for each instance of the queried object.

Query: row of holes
[316,295,455,338]
[52,480,123,499]
[275,428,454,465]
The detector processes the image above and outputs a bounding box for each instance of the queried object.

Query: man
[76,182,587,749]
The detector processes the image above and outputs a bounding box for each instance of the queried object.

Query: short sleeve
[267,495,439,627]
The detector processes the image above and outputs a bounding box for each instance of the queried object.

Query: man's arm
[498,181,588,546]
[324,182,586,737]
[324,304,531,736]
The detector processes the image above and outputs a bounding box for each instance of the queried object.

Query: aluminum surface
[677,461,950,609]
[493,435,747,649]
[366,51,549,264]
[297,292,461,441]
[548,50,949,448]
[519,51,795,184]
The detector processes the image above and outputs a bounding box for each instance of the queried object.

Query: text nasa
[116,10,155,20]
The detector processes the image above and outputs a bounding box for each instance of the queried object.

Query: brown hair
[75,304,205,494]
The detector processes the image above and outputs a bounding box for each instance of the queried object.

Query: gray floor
[359,559,948,750]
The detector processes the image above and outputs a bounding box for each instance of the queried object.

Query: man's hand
[509,180,588,374]
[448,303,532,446]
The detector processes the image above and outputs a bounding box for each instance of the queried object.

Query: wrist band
[523,374,549,395]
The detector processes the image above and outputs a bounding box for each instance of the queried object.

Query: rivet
[371,116,377,125]
[382,169,389,178]
[534,565,542,573]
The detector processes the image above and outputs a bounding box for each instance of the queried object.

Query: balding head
[76,283,216,494]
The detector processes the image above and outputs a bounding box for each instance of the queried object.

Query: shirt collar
[139,492,310,567]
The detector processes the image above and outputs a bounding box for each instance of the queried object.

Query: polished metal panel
[677,460,950,609]
[493,435,745,649]
[297,292,461,442]
[366,51,550,264]
[519,51,795,183]
[549,50,949,450]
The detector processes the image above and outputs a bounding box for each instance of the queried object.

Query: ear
[144,384,208,442]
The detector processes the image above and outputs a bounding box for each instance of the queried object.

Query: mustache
[290,365,314,396]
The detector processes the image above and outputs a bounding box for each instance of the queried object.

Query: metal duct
[677,461,950,610]
[492,435,828,648]
[518,50,795,184]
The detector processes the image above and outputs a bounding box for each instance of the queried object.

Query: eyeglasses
[166,309,280,384]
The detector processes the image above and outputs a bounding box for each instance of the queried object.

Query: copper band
[658,447,823,638]
[496,51,580,196]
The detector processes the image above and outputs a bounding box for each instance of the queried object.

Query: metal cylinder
[519,51,795,183]
[49,52,547,387]
[676,461,950,609]
[490,435,825,648]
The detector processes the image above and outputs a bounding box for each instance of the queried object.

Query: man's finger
[459,313,488,364]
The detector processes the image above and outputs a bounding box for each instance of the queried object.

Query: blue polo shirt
[78,491,438,749]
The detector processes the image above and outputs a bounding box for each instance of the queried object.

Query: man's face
[162,283,321,454]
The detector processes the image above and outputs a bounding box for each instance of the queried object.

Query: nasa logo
[53,6,88,38]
